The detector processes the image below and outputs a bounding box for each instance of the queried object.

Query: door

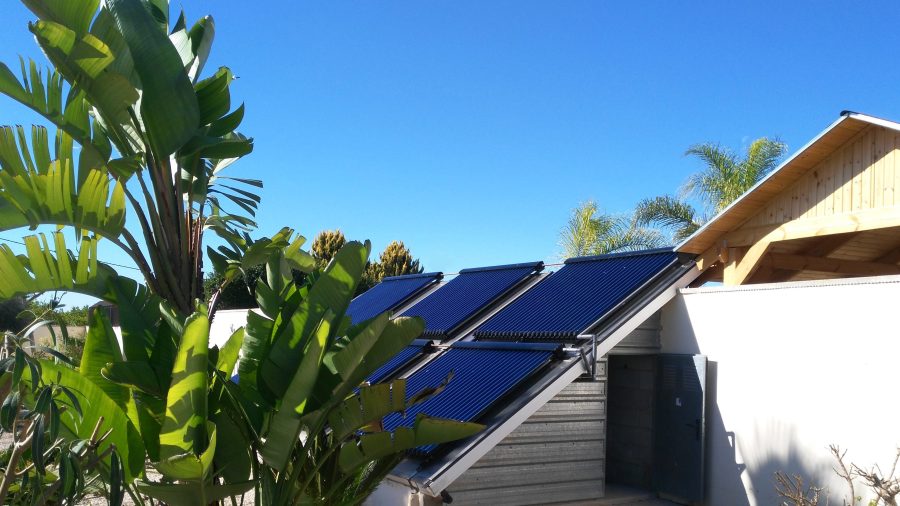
[653,354,707,504]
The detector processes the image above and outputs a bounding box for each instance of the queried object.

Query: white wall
[209,309,252,349]
[660,276,900,506]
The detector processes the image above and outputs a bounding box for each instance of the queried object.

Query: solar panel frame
[365,339,434,385]
[346,272,442,324]
[473,249,681,340]
[399,262,543,338]
[382,341,560,455]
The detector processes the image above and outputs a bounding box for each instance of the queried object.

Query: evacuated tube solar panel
[365,339,431,385]
[382,341,559,455]
[346,272,441,324]
[474,249,679,340]
[400,262,543,338]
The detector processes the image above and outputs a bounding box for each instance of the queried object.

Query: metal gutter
[458,261,544,274]
[564,247,676,264]
[382,271,444,282]
[843,111,900,133]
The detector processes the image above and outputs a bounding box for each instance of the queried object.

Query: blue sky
[3,1,900,307]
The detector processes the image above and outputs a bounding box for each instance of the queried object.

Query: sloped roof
[677,112,900,255]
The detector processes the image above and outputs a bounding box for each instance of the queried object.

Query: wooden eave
[677,112,900,255]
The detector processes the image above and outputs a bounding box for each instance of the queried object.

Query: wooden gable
[677,113,900,285]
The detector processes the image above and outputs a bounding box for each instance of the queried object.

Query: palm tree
[635,137,787,242]
[560,201,665,258]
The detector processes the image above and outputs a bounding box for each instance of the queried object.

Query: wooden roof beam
[876,248,900,265]
[873,236,900,265]
[723,240,772,285]
[689,262,723,287]
[765,232,860,283]
[768,253,900,277]
[721,207,900,249]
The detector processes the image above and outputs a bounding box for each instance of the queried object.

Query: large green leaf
[0,124,127,236]
[136,479,254,506]
[157,311,210,479]
[22,0,100,35]
[212,409,251,483]
[215,327,243,375]
[187,16,215,82]
[305,315,423,416]
[29,20,140,146]
[330,316,423,396]
[80,309,142,428]
[338,415,482,472]
[106,0,199,156]
[322,374,469,464]
[102,360,161,396]
[259,311,333,471]
[156,422,217,481]
[236,309,273,396]
[327,380,406,439]
[0,61,84,140]
[0,233,161,365]
[260,240,369,397]
[194,66,231,126]
[0,232,99,298]
[42,361,145,481]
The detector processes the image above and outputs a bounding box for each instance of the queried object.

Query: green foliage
[370,240,423,279]
[311,229,346,265]
[635,138,787,242]
[0,320,128,505]
[358,240,424,294]
[634,195,702,243]
[0,1,477,504]
[559,200,665,258]
[684,137,787,214]
[203,264,262,310]
[26,299,89,327]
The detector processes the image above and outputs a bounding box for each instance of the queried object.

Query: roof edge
[675,111,900,254]
[382,271,443,282]
[563,247,675,264]
[458,261,544,274]
[675,113,855,253]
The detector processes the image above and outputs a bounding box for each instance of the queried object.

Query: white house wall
[660,276,900,506]
[209,309,252,348]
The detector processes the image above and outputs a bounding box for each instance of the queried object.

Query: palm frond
[683,138,787,213]
[559,200,601,258]
[559,201,668,258]
[634,195,702,243]
[741,137,787,191]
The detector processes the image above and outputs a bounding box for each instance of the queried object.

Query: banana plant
[0,0,482,504]
[0,0,256,316]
